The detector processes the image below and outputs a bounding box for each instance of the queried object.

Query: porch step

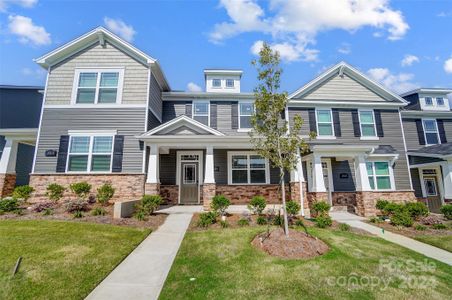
[330,206,348,212]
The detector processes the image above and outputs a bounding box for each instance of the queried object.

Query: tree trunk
[280,167,290,237]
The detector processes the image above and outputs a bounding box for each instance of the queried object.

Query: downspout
[297,148,305,217]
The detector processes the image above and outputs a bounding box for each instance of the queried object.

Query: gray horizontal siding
[46,42,149,105]
[147,109,161,131]
[403,118,452,151]
[0,88,42,128]
[410,168,423,198]
[149,73,162,119]
[34,108,146,173]
[159,149,177,185]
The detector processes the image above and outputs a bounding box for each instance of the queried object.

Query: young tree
[250,42,314,237]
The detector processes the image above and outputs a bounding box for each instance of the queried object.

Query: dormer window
[437,97,445,106]
[72,69,124,104]
[226,79,234,88]
[212,79,221,88]
[425,97,433,106]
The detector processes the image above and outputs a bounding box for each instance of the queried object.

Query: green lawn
[160,227,452,300]
[0,220,150,300]
[413,235,452,253]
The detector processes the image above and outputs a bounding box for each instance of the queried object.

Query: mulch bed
[252,228,329,259]
[368,218,452,238]
[0,202,167,230]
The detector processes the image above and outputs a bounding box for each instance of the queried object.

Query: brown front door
[423,177,442,213]
[180,162,199,204]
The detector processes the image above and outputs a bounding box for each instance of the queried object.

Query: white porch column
[146,144,159,183]
[290,149,305,183]
[204,146,215,184]
[354,154,372,191]
[441,160,452,200]
[0,138,19,174]
[311,154,326,192]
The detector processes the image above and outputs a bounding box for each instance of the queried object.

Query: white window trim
[212,78,222,88]
[422,118,440,145]
[358,109,379,140]
[192,100,210,126]
[71,68,125,105]
[238,101,254,131]
[436,97,445,106]
[424,97,433,106]
[225,78,235,89]
[366,160,395,191]
[418,166,445,201]
[227,151,270,185]
[65,134,115,173]
[315,108,335,139]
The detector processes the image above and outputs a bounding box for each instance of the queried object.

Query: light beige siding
[46,42,149,105]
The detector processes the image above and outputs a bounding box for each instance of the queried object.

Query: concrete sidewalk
[86,213,193,300]
[330,211,452,266]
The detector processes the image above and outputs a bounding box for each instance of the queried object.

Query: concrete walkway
[330,211,452,266]
[86,213,193,300]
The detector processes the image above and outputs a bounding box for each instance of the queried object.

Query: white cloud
[367,67,418,93]
[211,0,409,62]
[444,57,452,74]
[437,11,452,17]
[337,43,351,55]
[187,82,202,92]
[8,15,50,45]
[0,0,37,12]
[250,40,318,62]
[104,17,136,42]
[21,67,45,78]
[401,54,419,67]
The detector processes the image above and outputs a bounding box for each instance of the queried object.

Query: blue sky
[1,0,452,95]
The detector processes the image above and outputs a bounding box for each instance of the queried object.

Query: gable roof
[288,61,407,105]
[139,115,225,137]
[34,27,170,91]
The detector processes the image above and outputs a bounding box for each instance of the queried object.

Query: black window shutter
[437,120,447,143]
[210,102,217,129]
[332,109,341,137]
[112,135,124,172]
[56,135,69,173]
[351,109,361,137]
[374,110,384,137]
[185,101,192,118]
[231,101,238,129]
[308,109,316,133]
[415,119,426,145]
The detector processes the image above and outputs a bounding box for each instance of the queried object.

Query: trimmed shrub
[440,204,452,220]
[46,183,66,202]
[91,207,107,216]
[339,223,351,231]
[248,196,266,215]
[238,218,250,226]
[390,211,413,227]
[369,216,383,223]
[70,182,91,200]
[315,215,332,228]
[96,183,115,205]
[432,223,447,230]
[197,212,217,228]
[12,185,34,201]
[272,214,283,226]
[211,195,230,216]
[64,200,89,213]
[42,208,54,216]
[312,201,331,217]
[31,202,54,213]
[414,224,427,231]
[286,200,301,217]
[134,210,147,221]
[0,197,19,213]
[256,215,267,225]
[382,203,404,216]
[376,199,389,211]
[73,210,83,218]
[405,202,429,219]
[135,195,162,216]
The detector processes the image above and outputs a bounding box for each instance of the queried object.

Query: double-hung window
[229,152,268,184]
[73,69,123,104]
[239,101,254,129]
[226,79,234,88]
[67,135,114,172]
[359,110,377,137]
[422,119,440,145]
[212,79,221,88]
[436,97,445,106]
[316,109,334,137]
[424,97,433,106]
[366,161,392,190]
[193,101,210,126]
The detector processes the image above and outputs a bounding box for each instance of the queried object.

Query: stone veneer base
[355,191,417,217]
[0,173,16,198]
[29,174,145,202]
[215,184,291,205]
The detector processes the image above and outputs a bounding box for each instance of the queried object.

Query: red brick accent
[29,174,145,202]
[202,183,216,210]
[160,185,179,204]
[355,191,417,217]
[290,181,310,217]
[145,183,160,195]
[215,184,290,204]
[332,192,357,213]
[307,192,328,205]
[0,173,16,198]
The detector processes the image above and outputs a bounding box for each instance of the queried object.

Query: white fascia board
[407,152,451,159]
[400,110,452,118]
[0,128,38,140]
[141,115,225,136]
[288,100,405,108]
[311,144,374,153]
